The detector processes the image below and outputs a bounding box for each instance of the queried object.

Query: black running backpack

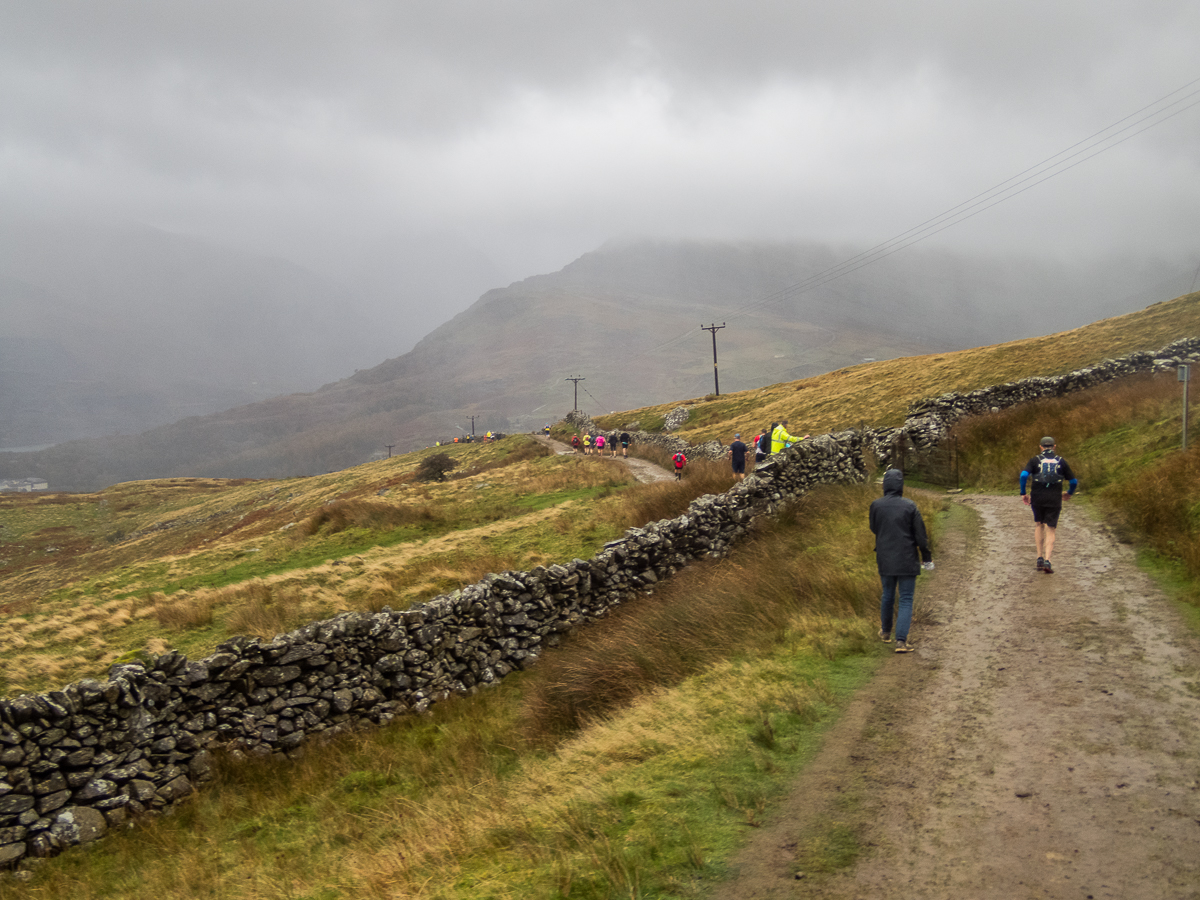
[1033,453,1064,488]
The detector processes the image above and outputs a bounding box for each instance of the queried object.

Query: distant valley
[2,237,1195,491]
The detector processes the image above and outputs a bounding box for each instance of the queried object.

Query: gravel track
[713,494,1200,900]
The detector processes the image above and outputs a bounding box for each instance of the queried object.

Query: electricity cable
[636,74,1200,356]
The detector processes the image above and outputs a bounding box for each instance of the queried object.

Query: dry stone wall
[0,432,866,868]
[10,335,1197,868]
[864,337,1200,466]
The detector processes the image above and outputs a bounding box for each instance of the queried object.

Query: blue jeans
[880,575,916,642]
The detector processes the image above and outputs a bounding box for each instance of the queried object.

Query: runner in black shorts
[1020,436,1078,574]
[728,433,748,480]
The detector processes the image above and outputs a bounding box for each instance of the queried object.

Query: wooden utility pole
[701,323,726,396]
[565,376,585,410]
[1180,364,1191,451]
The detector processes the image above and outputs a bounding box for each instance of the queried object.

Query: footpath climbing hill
[532,433,676,483]
[713,494,1200,899]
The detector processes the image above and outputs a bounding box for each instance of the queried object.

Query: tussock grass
[951,372,1182,489]
[521,484,880,744]
[510,455,635,495]
[152,592,216,631]
[604,456,737,529]
[223,582,314,639]
[1106,449,1200,593]
[304,499,440,535]
[449,437,551,478]
[2,482,893,900]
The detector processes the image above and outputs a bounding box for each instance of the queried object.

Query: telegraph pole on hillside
[467,415,477,436]
[385,444,395,458]
[701,323,726,396]
[566,376,585,410]
[1180,365,1190,451]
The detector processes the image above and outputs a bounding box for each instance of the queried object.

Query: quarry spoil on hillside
[713,494,1200,899]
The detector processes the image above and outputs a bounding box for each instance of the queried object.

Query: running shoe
[878,629,893,643]
[1042,560,1053,574]
[894,640,915,653]
[1036,557,1045,571]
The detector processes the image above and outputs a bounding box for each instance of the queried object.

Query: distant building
[0,477,49,493]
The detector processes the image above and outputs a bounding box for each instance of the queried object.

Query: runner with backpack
[1020,436,1078,574]
[671,451,687,480]
[756,425,775,463]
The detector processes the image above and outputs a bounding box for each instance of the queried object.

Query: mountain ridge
[3,239,1195,491]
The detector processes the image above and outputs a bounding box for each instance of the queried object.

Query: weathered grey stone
[50,806,108,846]
[0,841,26,867]
[36,790,71,815]
[125,780,157,802]
[253,666,301,687]
[72,779,118,802]
[156,776,192,802]
[0,795,35,815]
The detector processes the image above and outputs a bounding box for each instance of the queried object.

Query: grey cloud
[0,0,1197,330]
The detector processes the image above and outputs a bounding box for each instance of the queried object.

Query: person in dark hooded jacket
[869,468,933,653]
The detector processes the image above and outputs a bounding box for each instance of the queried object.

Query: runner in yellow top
[770,419,808,453]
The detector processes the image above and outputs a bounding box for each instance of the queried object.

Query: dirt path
[531,434,675,483]
[713,494,1200,900]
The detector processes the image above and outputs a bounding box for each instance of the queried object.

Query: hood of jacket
[883,468,905,496]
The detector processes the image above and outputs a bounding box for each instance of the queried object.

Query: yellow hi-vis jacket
[771,424,799,454]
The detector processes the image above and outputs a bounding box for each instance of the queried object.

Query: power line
[638,74,1200,356]
[580,385,605,409]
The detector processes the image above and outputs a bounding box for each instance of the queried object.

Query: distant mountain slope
[2,239,1193,491]
[0,215,403,448]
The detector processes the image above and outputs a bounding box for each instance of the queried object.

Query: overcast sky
[3,1,1199,332]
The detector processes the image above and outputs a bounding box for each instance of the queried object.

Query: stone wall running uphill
[0,432,866,867]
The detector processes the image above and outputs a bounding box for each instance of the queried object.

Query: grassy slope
[597,291,1200,441]
[0,438,647,694]
[3,291,1200,898]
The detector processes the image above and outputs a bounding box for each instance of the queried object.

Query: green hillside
[3,291,1200,898]
[598,291,1200,441]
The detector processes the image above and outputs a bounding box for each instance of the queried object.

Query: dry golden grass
[603,457,737,530]
[304,499,440,536]
[520,483,883,744]
[951,371,1180,488]
[1106,448,1200,587]
[153,592,216,631]
[603,290,1200,444]
[223,582,313,639]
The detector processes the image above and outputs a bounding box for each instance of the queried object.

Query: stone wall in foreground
[0,432,866,867]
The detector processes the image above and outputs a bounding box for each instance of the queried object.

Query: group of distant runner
[724,419,812,481]
[551,418,1078,658]
[566,430,631,458]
